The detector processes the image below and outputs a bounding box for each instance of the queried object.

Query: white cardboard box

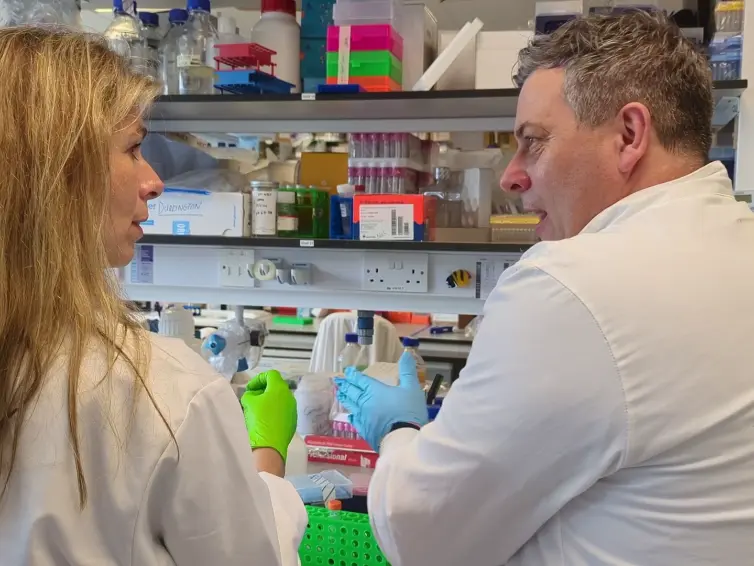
[436,29,477,90]
[400,3,438,90]
[475,30,534,90]
[142,189,250,237]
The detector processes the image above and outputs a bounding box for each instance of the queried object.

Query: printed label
[277,216,298,232]
[337,26,351,84]
[359,204,414,241]
[172,221,190,235]
[130,245,154,284]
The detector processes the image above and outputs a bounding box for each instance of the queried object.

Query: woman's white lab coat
[368,162,754,565]
[0,334,307,565]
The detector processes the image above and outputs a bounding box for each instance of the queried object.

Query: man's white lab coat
[368,162,754,565]
[0,334,307,565]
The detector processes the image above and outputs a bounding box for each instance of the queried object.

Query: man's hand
[335,352,428,451]
[241,370,297,462]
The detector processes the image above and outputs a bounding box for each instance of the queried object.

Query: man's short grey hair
[515,11,713,160]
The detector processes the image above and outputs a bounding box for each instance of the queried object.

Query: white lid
[337,183,355,195]
[159,304,196,342]
[277,190,296,203]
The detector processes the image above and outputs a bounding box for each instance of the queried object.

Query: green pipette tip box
[273,315,314,326]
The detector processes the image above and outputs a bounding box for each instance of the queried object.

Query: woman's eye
[128,144,142,159]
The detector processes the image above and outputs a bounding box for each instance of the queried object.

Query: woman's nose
[141,165,164,201]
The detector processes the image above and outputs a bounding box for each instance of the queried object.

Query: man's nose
[500,157,532,194]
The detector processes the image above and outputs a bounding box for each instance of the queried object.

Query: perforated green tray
[299,506,391,566]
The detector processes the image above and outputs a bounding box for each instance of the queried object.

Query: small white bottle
[250,0,301,92]
[402,337,427,386]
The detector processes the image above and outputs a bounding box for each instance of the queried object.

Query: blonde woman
[0,28,306,565]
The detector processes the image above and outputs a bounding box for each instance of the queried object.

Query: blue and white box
[141,188,251,237]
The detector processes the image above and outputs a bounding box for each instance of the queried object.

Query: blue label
[141,219,155,226]
[172,221,190,235]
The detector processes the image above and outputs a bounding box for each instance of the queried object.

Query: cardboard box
[299,152,349,192]
[475,30,533,90]
[433,227,490,243]
[436,29,477,90]
[142,189,250,237]
[399,3,438,90]
[354,194,436,241]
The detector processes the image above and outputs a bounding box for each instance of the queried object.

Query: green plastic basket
[299,506,391,566]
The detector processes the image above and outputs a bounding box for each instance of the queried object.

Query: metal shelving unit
[130,80,749,312]
[148,81,748,134]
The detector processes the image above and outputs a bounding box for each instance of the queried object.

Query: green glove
[241,370,298,462]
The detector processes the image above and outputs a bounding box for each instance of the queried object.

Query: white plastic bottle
[250,0,301,92]
[159,8,188,95]
[402,337,427,386]
[158,303,203,354]
[138,11,161,80]
[177,0,218,95]
[103,0,147,74]
[217,14,246,44]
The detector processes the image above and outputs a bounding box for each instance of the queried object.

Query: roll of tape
[252,259,277,281]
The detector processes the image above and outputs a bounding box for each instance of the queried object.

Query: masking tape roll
[252,259,277,281]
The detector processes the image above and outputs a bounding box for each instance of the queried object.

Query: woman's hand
[241,370,297,464]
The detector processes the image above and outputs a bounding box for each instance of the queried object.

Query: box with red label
[305,435,380,469]
[353,194,436,241]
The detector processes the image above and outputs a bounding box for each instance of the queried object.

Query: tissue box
[142,189,250,237]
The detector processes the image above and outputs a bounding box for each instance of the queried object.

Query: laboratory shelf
[137,234,533,254]
[147,80,747,134]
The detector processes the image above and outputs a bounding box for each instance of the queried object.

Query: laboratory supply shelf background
[123,242,522,314]
[138,234,533,254]
[147,80,748,133]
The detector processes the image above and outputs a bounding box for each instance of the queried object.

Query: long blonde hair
[0,27,162,507]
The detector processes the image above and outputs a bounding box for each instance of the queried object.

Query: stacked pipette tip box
[326,0,404,92]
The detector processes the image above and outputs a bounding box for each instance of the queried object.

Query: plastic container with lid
[276,187,298,237]
[138,11,161,79]
[326,49,402,85]
[332,0,402,27]
[177,0,218,95]
[159,8,188,95]
[326,24,404,59]
[251,0,301,92]
[250,180,279,236]
[401,336,426,385]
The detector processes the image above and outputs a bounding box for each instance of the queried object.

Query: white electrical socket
[220,249,256,288]
[362,252,429,293]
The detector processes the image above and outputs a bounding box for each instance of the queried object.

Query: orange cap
[326,500,342,511]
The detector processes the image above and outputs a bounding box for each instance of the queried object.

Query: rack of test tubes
[213,42,295,94]
[347,132,434,194]
[326,21,404,92]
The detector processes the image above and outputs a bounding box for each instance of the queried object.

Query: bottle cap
[326,500,342,511]
[138,11,159,26]
[168,8,188,23]
[402,337,420,348]
[337,184,355,196]
[262,0,296,16]
[187,0,211,13]
[345,333,358,344]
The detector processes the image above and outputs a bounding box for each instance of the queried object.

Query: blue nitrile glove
[334,352,429,451]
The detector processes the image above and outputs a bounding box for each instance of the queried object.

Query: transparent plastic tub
[287,470,354,504]
[333,0,401,26]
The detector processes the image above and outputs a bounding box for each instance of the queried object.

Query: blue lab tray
[214,70,295,95]
[317,84,366,94]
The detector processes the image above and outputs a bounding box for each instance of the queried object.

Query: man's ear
[616,102,652,175]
